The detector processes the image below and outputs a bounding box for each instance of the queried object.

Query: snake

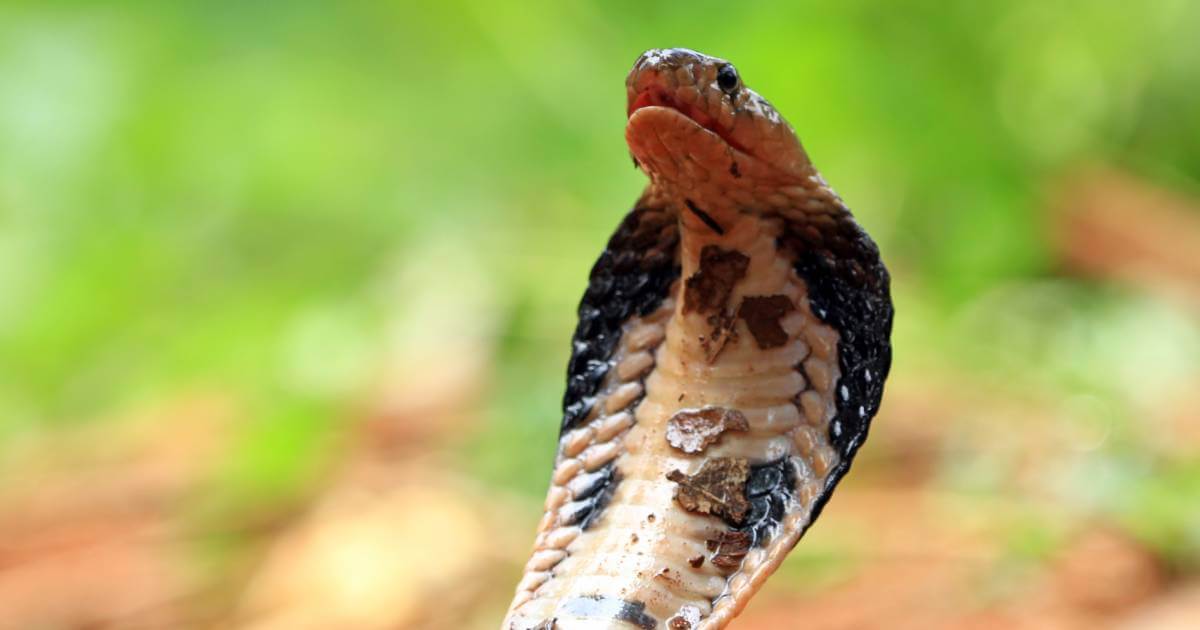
[503,48,893,630]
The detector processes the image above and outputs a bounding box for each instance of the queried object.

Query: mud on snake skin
[503,48,893,630]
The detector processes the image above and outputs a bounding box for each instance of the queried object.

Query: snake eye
[716,64,739,93]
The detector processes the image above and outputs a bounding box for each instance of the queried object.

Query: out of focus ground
[1,2,1198,629]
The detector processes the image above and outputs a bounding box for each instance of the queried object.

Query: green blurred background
[2,1,1199,628]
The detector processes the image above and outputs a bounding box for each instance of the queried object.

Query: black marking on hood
[566,464,614,502]
[738,457,796,547]
[558,465,620,531]
[684,198,725,235]
[561,201,680,434]
[560,595,657,629]
[778,206,893,528]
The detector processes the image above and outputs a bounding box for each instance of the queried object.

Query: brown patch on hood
[684,245,749,363]
[667,457,750,525]
[738,294,794,349]
[665,406,750,454]
[683,246,748,315]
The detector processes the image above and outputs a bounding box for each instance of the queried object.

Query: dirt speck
[653,566,681,587]
[668,617,692,629]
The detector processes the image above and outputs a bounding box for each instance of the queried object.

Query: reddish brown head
[625,48,812,191]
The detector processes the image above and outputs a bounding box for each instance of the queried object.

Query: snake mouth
[628,87,750,155]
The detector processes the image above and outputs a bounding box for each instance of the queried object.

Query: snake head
[626,48,812,190]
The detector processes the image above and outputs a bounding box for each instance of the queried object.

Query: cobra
[503,48,893,630]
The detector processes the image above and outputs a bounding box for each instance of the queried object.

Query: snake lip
[628,86,750,155]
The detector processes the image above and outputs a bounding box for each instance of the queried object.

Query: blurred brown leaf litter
[1055,169,1200,312]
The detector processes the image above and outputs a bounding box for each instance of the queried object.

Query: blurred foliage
[1,0,1199,613]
